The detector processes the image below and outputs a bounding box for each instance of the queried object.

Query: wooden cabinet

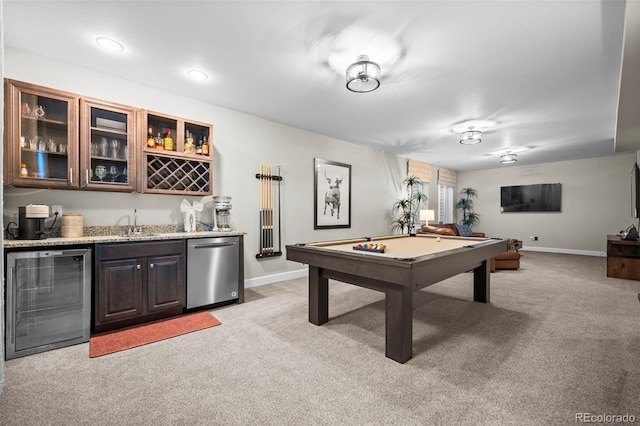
[140,110,213,195]
[4,79,212,196]
[95,240,186,333]
[4,79,80,188]
[79,98,137,192]
[607,235,640,280]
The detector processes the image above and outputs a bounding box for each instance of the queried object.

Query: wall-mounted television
[500,183,562,212]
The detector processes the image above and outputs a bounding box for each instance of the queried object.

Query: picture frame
[314,158,351,229]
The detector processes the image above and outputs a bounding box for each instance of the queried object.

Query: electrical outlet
[530,236,538,241]
[51,205,62,217]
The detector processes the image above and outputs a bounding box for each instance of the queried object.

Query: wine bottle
[163,129,174,151]
[146,126,155,148]
[155,132,163,150]
[195,137,203,155]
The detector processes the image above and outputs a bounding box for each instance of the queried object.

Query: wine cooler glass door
[6,248,91,359]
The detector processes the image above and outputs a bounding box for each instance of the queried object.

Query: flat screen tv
[500,183,561,212]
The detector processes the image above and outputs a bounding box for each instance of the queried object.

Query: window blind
[407,159,432,183]
[437,167,457,186]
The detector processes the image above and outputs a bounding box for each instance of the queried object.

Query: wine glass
[95,165,107,182]
[109,165,119,182]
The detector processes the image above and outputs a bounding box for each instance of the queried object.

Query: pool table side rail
[410,239,509,289]
[285,238,509,289]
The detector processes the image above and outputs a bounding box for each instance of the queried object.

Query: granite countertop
[4,225,246,249]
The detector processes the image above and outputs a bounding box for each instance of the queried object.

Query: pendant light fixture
[459,126,482,145]
[346,55,381,93]
[500,151,518,164]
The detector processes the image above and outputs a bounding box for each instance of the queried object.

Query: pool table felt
[309,234,489,260]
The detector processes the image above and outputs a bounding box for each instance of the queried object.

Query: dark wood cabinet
[5,79,212,196]
[95,240,186,333]
[139,110,213,195]
[79,97,137,192]
[4,79,80,188]
[607,235,640,280]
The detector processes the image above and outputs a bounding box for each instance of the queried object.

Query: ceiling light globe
[459,129,482,145]
[500,153,518,164]
[346,55,381,93]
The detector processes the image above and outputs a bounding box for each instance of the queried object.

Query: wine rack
[142,152,211,195]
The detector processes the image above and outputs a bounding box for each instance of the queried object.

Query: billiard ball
[436,237,441,242]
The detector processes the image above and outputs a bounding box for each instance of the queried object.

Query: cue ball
[436,237,441,242]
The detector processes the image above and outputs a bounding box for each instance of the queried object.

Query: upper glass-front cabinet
[4,80,79,188]
[79,98,136,192]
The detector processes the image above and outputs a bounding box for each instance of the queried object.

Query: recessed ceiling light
[187,70,208,81]
[96,37,124,52]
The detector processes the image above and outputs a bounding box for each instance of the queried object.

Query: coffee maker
[212,196,232,231]
[18,204,50,240]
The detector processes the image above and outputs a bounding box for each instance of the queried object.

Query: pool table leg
[385,285,413,363]
[473,259,490,303]
[309,266,329,325]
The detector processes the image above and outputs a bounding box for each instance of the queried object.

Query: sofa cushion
[420,225,456,236]
[455,224,473,237]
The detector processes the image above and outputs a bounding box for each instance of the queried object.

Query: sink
[119,233,160,239]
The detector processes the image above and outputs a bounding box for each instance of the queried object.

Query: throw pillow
[455,224,473,237]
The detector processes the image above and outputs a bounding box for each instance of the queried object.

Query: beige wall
[2,48,407,282]
[457,153,636,253]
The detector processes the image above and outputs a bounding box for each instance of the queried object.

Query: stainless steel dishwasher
[187,237,240,309]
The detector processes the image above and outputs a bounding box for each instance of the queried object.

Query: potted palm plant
[391,176,428,234]
[455,187,480,228]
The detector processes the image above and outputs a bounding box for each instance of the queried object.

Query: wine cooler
[5,248,91,359]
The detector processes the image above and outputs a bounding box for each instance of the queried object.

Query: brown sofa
[418,224,485,238]
[418,224,520,272]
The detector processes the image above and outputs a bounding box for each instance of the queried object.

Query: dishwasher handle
[193,242,237,249]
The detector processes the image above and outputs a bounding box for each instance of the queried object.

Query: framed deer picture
[314,158,351,229]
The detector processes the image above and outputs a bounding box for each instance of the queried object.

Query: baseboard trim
[520,246,606,257]
[245,268,308,289]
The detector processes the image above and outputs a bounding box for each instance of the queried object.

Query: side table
[607,235,640,280]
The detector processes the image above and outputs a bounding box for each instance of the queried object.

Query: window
[438,184,454,224]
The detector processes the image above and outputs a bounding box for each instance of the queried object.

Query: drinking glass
[99,137,108,157]
[109,165,119,182]
[95,165,107,182]
[46,139,57,152]
[110,139,120,159]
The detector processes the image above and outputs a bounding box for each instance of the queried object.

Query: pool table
[286,234,509,363]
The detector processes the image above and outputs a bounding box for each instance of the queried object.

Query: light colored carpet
[1,251,639,425]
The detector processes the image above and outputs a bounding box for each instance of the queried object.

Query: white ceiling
[3,0,636,172]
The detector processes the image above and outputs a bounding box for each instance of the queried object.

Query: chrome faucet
[130,209,141,235]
